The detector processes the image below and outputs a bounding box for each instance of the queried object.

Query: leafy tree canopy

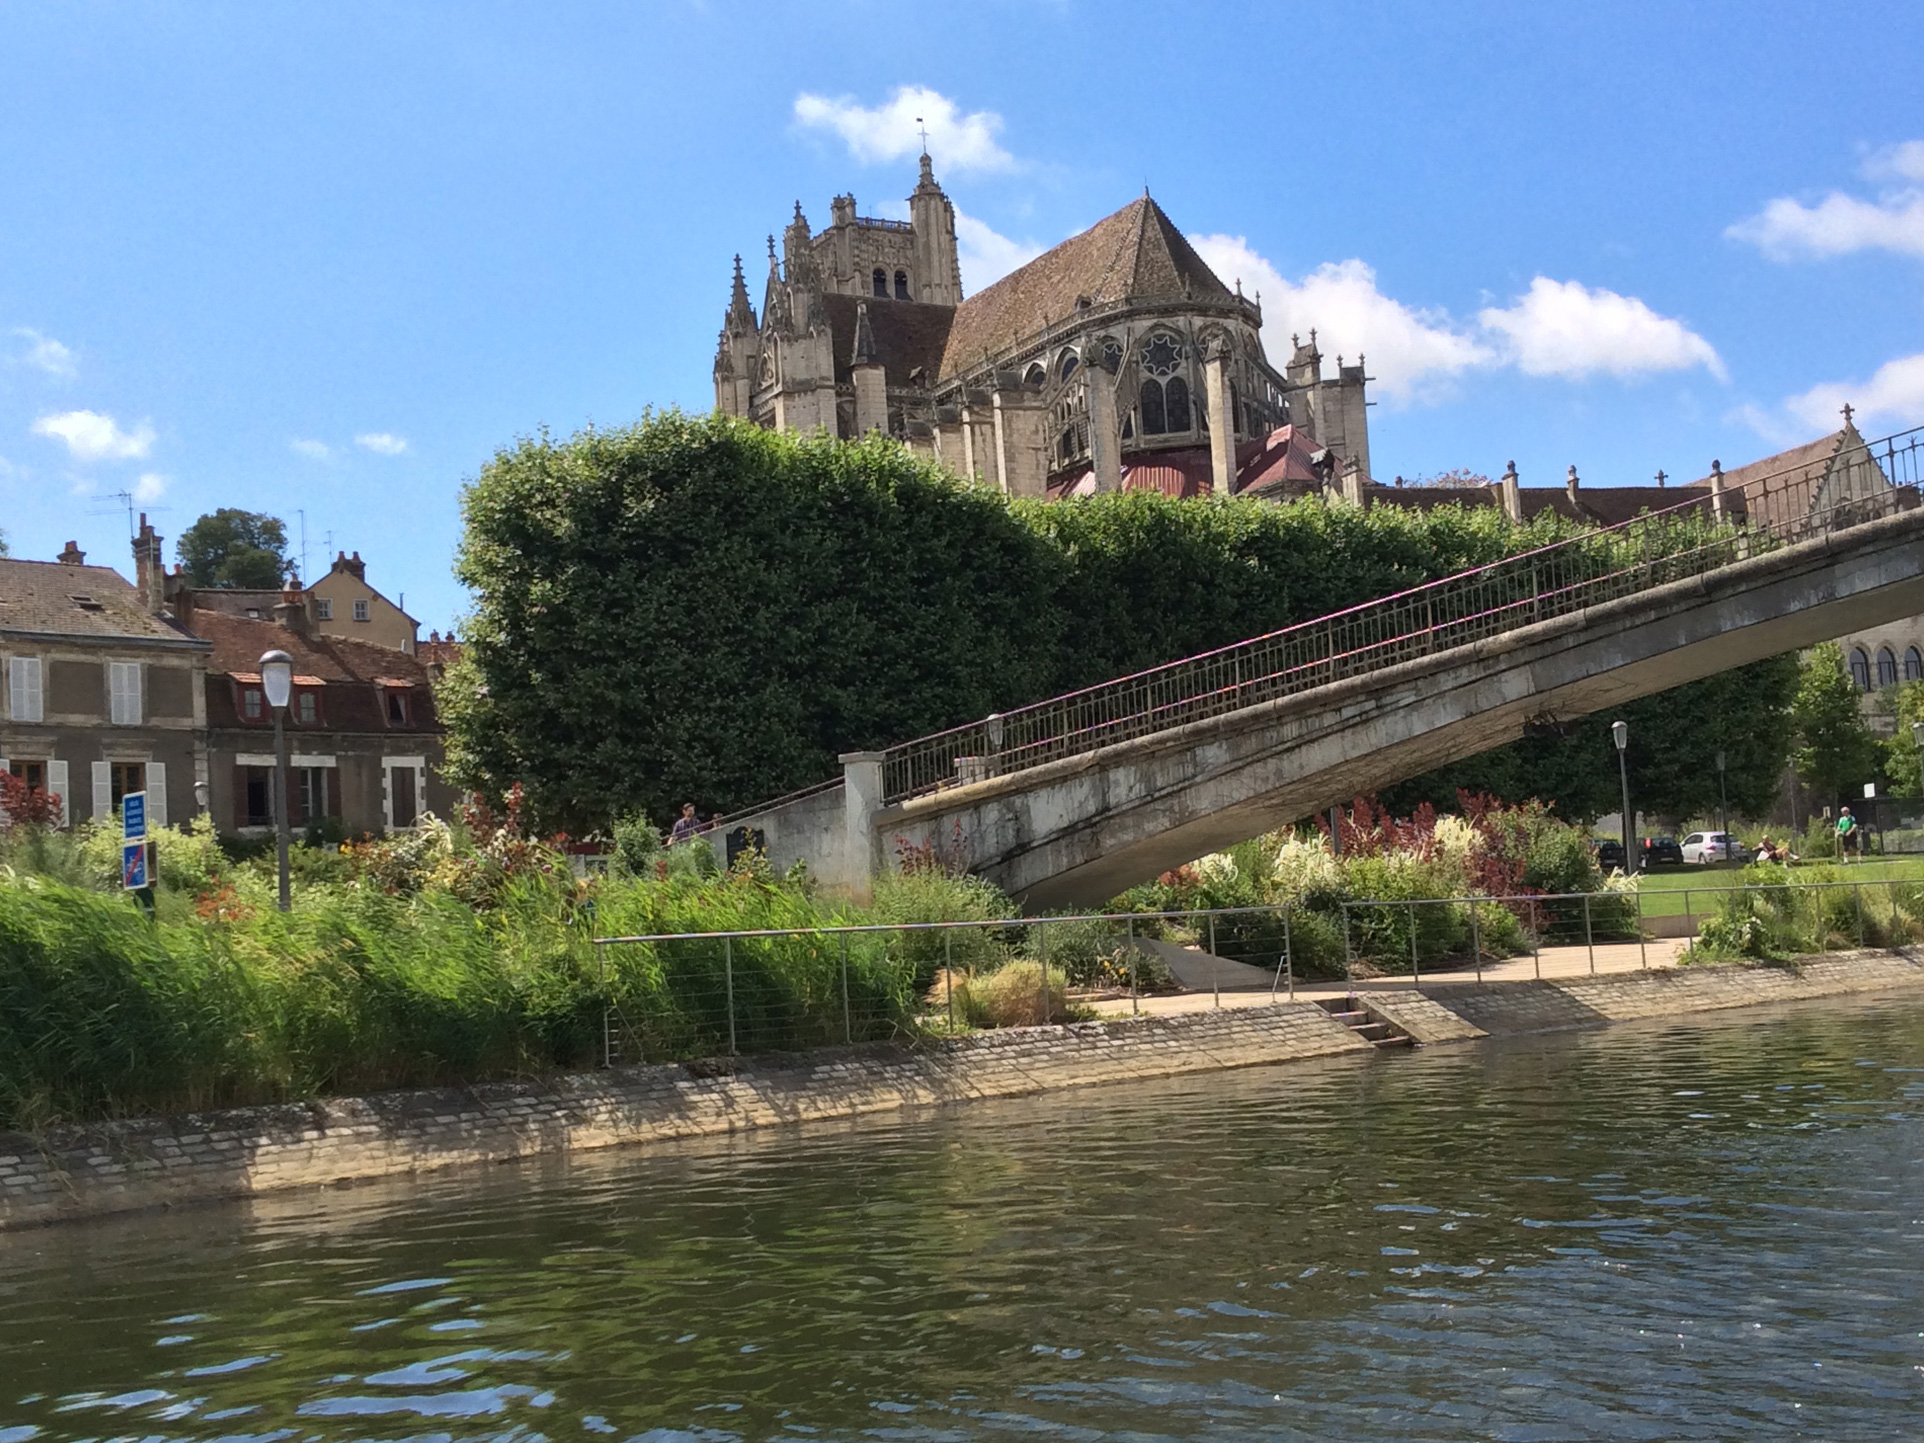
[1790,642,1882,804]
[448,412,1587,830]
[1881,680,1924,798]
[176,509,290,589]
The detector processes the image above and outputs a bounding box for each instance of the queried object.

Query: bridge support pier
[840,750,886,904]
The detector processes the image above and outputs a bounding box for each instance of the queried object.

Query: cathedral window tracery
[1137,333,1191,435]
[1058,349,1079,381]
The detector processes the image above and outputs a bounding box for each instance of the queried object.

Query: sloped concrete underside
[881,509,1924,908]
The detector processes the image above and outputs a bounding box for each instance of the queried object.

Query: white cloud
[793,85,1014,172]
[955,208,1043,291]
[1478,277,1726,381]
[290,438,332,460]
[11,327,75,378]
[1189,236,1724,405]
[355,432,407,455]
[1774,350,1924,435]
[1190,235,1489,405]
[1728,141,1924,261]
[30,409,154,462]
[133,472,168,502]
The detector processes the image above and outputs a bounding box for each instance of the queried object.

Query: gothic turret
[762,236,792,336]
[725,253,756,335]
[713,254,761,416]
[908,153,963,306]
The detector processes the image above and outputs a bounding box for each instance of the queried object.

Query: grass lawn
[1632,856,1924,917]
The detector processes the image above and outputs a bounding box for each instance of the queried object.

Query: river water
[4,996,1923,1442]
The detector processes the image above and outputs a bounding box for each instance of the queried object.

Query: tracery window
[894,270,910,300]
[1850,648,1872,691]
[1878,647,1899,687]
[1907,646,1923,681]
[872,268,888,298]
[1023,362,1046,388]
[1058,349,1079,381]
[1137,334,1190,434]
[1101,339,1123,374]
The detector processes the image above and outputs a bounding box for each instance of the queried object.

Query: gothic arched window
[1850,648,1873,691]
[1907,646,1923,681]
[872,268,888,298]
[1139,379,1166,435]
[894,270,910,300]
[1878,647,1899,687]
[1165,376,1192,432]
[1059,349,1079,381]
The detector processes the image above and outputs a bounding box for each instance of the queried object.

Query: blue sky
[4,0,1923,632]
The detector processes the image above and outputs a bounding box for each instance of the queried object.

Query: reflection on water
[4,995,1924,1441]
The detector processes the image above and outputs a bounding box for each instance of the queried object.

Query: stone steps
[1320,1000,1416,1048]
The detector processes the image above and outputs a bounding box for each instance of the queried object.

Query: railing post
[1285,909,1295,1001]
[600,942,613,1069]
[944,929,955,1031]
[724,936,737,1056]
[1038,919,1051,1026]
[1469,899,1482,983]
[1127,916,1138,1017]
[1209,913,1221,1008]
[1583,893,1595,975]
[1530,898,1541,980]
[1637,889,1648,971]
[1342,904,1353,984]
[840,932,852,1045]
[1855,884,1865,950]
[1409,899,1420,988]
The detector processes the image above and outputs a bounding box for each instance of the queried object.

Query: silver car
[1681,830,1746,864]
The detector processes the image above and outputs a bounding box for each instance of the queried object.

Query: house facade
[167,549,420,656]
[190,599,455,837]
[0,543,207,828]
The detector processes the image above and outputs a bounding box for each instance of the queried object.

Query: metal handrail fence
[878,425,1923,803]
[593,875,1924,1067]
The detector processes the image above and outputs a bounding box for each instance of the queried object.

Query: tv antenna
[86,490,171,538]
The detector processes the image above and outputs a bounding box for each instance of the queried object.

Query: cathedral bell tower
[908,153,963,306]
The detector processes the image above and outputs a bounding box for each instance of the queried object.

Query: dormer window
[241,687,264,721]
[69,594,103,613]
[386,688,410,725]
[295,691,319,725]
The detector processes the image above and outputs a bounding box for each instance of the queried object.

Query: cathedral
[713,155,1373,500]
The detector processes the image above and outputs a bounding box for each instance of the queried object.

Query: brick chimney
[1565,464,1581,507]
[273,575,311,636]
[334,549,366,581]
[57,541,85,565]
[131,513,165,614]
[1499,460,1522,523]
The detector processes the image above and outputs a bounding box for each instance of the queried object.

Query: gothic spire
[726,253,756,333]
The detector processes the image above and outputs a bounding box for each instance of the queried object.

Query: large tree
[1881,680,1924,798]
[1790,642,1883,806]
[1382,654,1801,824]
[175,509,290,589]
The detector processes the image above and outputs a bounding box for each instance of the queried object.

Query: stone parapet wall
[0,1003,1367,1232]
[5,954,1921,1233]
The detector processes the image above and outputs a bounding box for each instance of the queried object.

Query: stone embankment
[3,950,1920,1231]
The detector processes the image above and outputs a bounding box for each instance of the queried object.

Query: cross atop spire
[1842,401,1855,427]
[916,115,928,155]
[1654,468,1666,488]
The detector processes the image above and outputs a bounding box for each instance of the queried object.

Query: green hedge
[449,412,1579,829]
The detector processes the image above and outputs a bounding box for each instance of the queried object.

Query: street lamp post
[260,649,293,912]
[1613,720,1633,874]
[1715,748,1729,863]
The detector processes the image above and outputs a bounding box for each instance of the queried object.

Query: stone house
[0,541,207,828]
[168,549,420,656]
[714,156,1371,500]
[187,598,454,836]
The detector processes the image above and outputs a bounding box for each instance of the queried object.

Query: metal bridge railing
[878,426,1923,804]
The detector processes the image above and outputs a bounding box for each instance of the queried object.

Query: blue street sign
[122,790,146,840]
[122,839,150,890]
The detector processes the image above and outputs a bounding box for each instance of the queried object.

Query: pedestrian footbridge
[726,428,1924,908]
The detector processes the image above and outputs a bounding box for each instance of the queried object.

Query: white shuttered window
[109,662,142,725]
[46,760,70,829]
[8,657,43,723]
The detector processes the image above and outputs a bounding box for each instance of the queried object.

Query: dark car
[1641,835,1684,867]
[1594,838,1627,872]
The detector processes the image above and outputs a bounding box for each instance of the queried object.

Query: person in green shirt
[1835,806,1859,863]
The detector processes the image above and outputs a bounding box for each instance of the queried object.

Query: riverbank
[3,949,1920,1231]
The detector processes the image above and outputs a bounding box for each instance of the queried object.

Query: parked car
[1641,835,1684,867]
[1594,838,1627,872]
[1681,831,1747,865]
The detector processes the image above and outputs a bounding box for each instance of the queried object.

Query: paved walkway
[1084,937,1693,1019]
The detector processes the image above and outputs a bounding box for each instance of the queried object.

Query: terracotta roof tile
[939,196,1233,380]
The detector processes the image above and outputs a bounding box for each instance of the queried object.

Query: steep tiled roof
[0,558,203,644]
[823,294,954,388]
[190,611,436,685]
[938,196,1234,380]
